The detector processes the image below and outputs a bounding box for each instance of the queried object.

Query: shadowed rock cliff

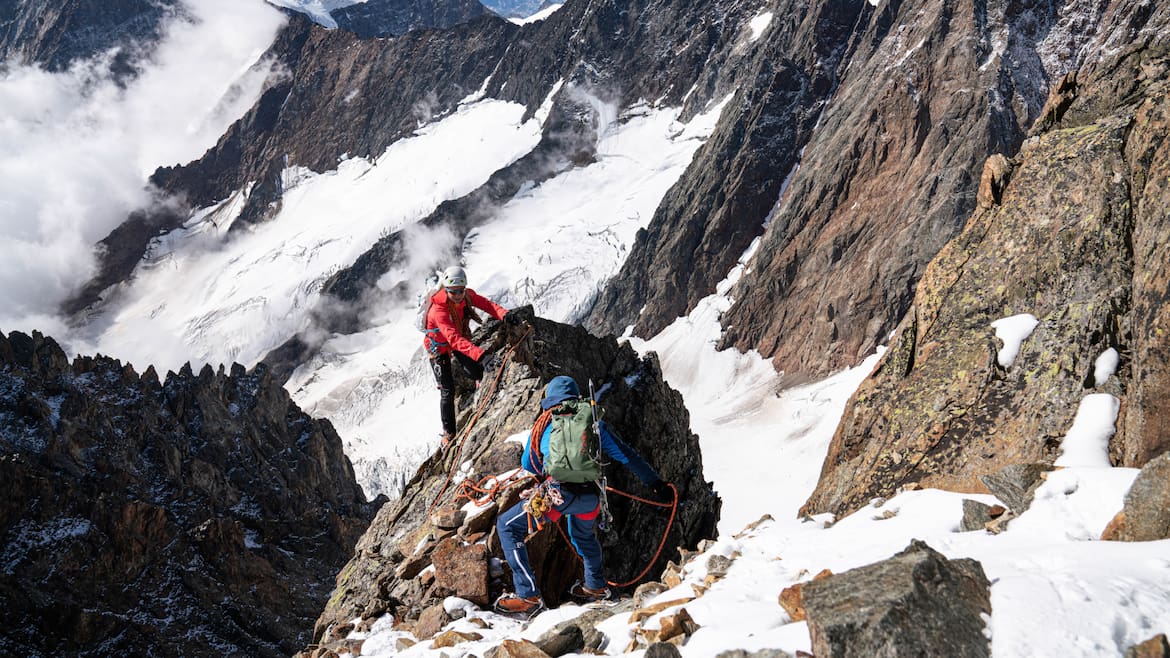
[0,0,178,75]
[802,3,1170,517]
[0,330,380,657]
[305,308,720,651]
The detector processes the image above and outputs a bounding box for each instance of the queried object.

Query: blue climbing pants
[496,484,604,599]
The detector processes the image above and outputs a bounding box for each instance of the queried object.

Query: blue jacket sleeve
[598,421,660,486]
[521,431,540,475]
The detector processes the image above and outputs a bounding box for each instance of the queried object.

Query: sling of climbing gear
[428,323,534,515]
[520,479,563,539]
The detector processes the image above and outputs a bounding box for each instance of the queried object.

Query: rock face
[72,0,784,328]
[586,0,868,343]
[803,540,991,658]
[592,0,1111,385]
[0,330,379,657]
[331,0,489,38]
[803,7,1170,517]
[0,0,177,74]
[1101,452,1170,541]
[305,309,719,652]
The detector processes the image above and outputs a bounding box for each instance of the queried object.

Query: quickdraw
[521,480,563,539]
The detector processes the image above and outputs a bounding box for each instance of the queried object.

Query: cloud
[0,0,286,336]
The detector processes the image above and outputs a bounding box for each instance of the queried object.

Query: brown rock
[977,154,1013,209]
[413,603,451,641]
[431,537,489,606]
[1126,633,1170,658]
[779,569,832,622]
[394,553,430,580]
[629,598,695,624]
[1101,511,1127,541]
[461,502,498,536]
[431,508,467,530]
[486,639,553,658]
[657,608,698,642]
[431,630,483,648]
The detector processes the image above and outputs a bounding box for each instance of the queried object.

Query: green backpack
[544,399,603,483]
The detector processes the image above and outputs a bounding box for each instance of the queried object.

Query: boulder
[1101,453,1170,541]
[804,540,991,658]
[432,538,490,606]
[978,464,1053,515]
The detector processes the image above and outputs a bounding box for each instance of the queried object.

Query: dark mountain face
[0,330,380,657]
[331,0,489,37]
[0,0,178,75]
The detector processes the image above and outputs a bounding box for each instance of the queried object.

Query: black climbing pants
[431,351,483,436]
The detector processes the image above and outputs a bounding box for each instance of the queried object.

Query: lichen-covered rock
[307,310,719,652]
[0,330,378,657]
[802,25,1170,517]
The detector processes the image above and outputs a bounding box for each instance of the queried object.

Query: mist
[0,0,286,336]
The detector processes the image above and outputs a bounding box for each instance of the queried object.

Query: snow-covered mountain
[2,0,1170,655]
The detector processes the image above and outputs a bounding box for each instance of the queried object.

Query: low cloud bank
[0,0,285,335]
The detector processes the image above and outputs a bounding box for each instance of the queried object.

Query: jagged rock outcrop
[592,0,1111,384]
[587,0,865,342]
[803,540,991,657]
[304,309,719,653]
[802,5,1170,517]
[0,0,178,74]
[331,0,488,38]
[0,330,379,657]
[725,0,1125,381]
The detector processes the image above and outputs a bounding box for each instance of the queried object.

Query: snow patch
[991,313,1039,367]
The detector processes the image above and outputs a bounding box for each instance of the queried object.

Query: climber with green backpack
[494,376,672,615]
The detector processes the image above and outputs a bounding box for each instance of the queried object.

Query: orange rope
[427,325,533,515]
[552,482,679,589]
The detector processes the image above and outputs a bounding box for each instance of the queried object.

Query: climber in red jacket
[423,265,519,444]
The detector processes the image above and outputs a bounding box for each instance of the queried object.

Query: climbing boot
[493,593,545,616]
[569,581,615,603]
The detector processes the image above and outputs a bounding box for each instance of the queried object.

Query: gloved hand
[479,352,501,372]
[651,480,673,502]
[504,309,523,326]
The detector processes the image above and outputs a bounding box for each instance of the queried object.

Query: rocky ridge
[802,1,1170,517]
[304,308,720,653]
[0,0,179,75]
[0,330,379,657]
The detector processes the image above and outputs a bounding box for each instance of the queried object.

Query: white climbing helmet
[441,265,467,288]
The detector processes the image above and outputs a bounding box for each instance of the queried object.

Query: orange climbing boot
[493,593,545,615]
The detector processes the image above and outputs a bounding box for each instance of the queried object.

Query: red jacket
[423,287,507,360]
